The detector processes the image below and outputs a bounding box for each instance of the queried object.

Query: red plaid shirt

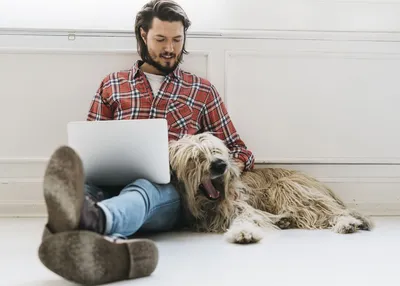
[87,60,255,170]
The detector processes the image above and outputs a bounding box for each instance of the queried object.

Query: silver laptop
[67,119,170,186]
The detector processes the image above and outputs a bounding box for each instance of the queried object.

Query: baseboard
[1,160,399,217]
[1,187,399,217]
[0,201,398,218]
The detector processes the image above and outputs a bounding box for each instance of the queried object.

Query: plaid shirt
[87,60,255,170]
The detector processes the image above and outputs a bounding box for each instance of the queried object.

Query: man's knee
[121,178,180,202]
[119,178,157,198]
[131,178,154,189]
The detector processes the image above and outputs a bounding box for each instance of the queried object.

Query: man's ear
[140,27,147,44]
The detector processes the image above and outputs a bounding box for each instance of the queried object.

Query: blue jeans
[85,178,182,238]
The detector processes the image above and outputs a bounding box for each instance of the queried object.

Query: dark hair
[135,0,192,62]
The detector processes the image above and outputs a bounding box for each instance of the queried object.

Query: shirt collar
[131,60,182,82]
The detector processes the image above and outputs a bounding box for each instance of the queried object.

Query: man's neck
[140,62,166,76]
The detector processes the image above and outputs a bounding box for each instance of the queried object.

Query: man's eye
[156,39,164,42]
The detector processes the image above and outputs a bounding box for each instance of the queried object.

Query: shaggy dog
[169,133,373,244]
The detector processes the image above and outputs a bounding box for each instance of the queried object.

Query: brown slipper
[38,230,159,285]
[42,145,85,235]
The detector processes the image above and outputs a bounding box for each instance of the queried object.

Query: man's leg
[38,146,158,285]
[97,178,182,238]
[41,181,112,241]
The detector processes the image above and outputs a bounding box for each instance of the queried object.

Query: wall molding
[0,47,210,56]
[225,50,400,60]
[3,157,400,171]
[2,28,400,42]
[0,47,138,55]
[256,158,400,165]
[4,175,400,184]
[0,27,222,38]
[220,30,400,42]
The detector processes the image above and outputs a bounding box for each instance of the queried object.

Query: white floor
[1,217,400,286]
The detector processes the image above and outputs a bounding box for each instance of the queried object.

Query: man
[38,0,255,285]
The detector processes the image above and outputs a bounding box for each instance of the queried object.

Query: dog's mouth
[199,177,223,200]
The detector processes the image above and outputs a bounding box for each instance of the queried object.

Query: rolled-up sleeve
[200,84,255,170]
[87,76,113,121]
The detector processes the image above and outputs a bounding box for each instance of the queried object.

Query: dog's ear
[168,139,185,170]
[168,140,178,162]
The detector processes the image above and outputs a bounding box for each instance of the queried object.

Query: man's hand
[234,159,245,173]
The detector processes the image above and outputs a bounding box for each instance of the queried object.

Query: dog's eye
[211,149,219,155]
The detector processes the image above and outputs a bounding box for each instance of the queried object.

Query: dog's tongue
[201,178,220,200]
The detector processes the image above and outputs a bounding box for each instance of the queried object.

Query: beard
[144,46,184,75]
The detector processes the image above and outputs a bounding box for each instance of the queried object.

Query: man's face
[141,17,185,74]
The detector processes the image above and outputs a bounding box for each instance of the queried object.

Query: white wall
[1,0,400,217]
[2,0,400,32]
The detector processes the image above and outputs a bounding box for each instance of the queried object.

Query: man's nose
[164,41,174,53]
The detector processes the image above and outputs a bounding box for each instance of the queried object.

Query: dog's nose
[211,159,227,175]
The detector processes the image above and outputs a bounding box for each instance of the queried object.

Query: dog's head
[169,133,242,222]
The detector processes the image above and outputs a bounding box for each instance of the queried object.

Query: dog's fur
[169,133,373,244]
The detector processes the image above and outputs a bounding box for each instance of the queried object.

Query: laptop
[67,119,171,186]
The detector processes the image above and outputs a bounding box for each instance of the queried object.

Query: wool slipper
[39,230,158,285]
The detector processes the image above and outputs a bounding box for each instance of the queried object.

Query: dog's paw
[224,222,263,244]
[357,217,373,231]
[350,211,374,231]
[331,215,364,234]
[275,216,295,229]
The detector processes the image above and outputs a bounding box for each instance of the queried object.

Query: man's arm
[87,78,114,121]
[200,84,255,171]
